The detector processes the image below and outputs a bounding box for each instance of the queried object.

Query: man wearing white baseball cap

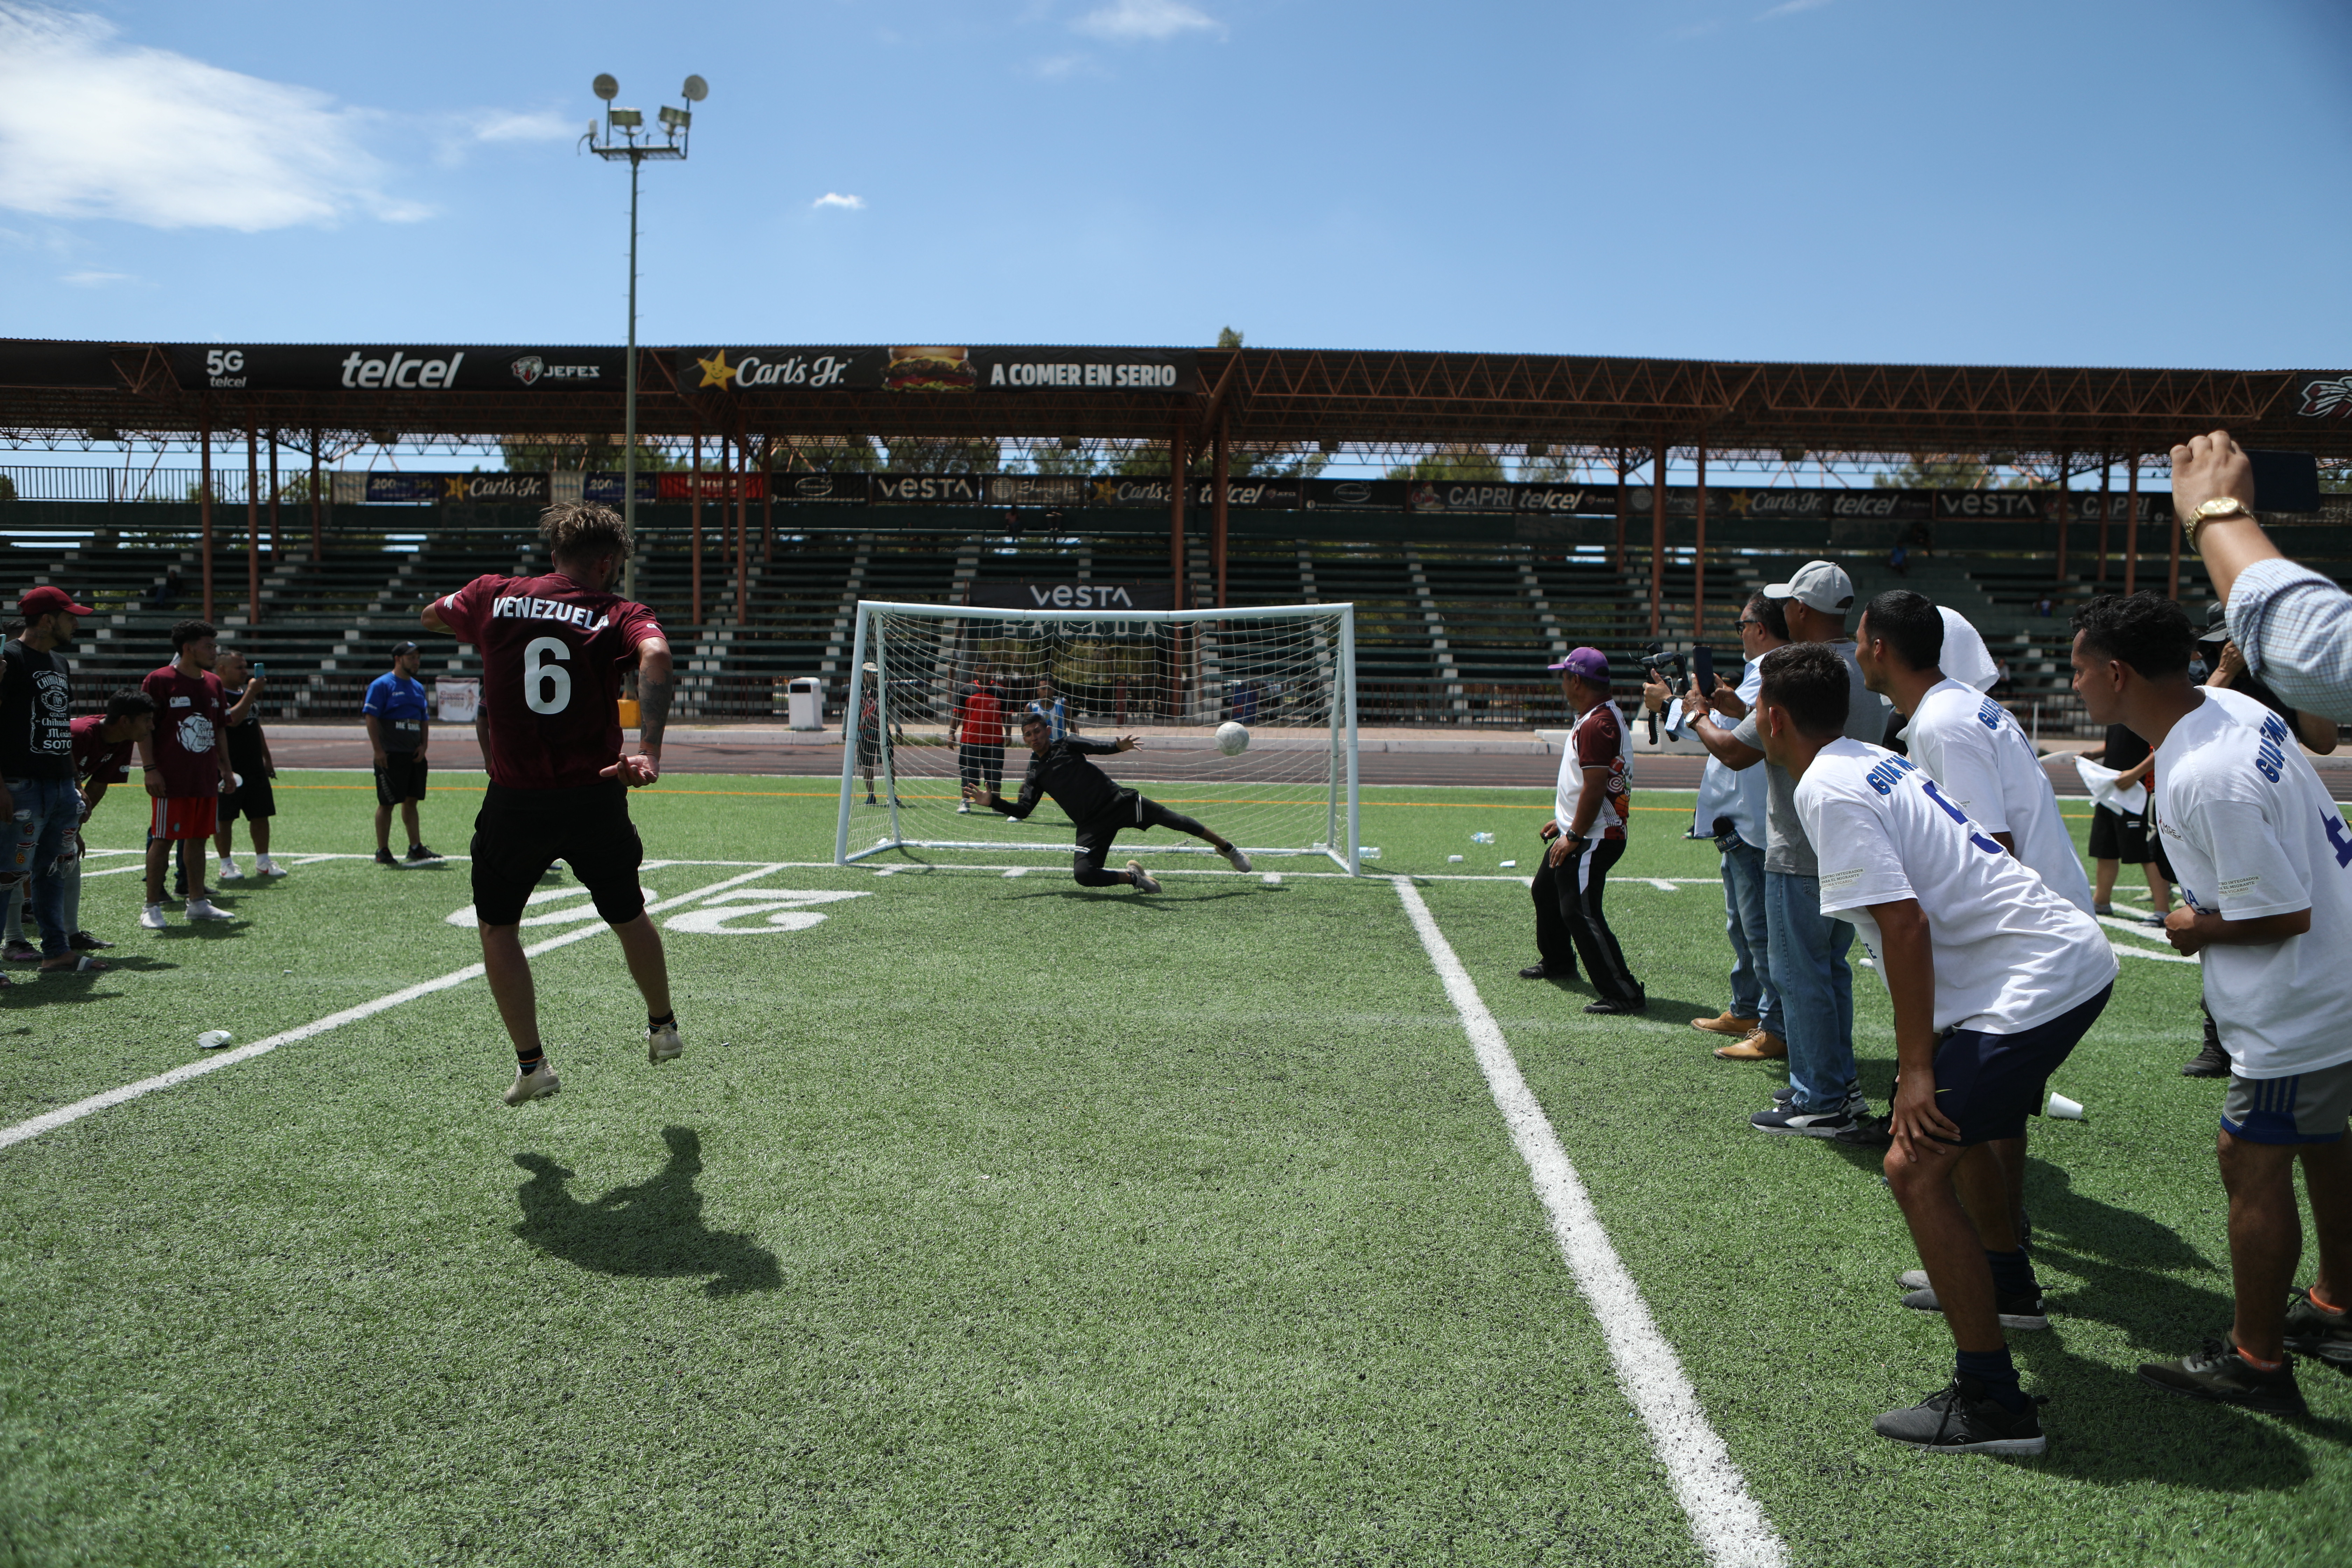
[1689,559,1894,1137]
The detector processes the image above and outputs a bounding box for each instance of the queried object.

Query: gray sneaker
[2283,1289,2352,1366]
[1127,860,1162,894]
[1899,1284,2050,1330]
[2139,1335,2307,1415]
[1873,1376,2048,1456]
[647,1023,683,1064]
[503,1060,561,1105]
[1222,845,1253,873]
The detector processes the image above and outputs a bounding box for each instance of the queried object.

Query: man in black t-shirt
[967,713,1252,892]
[0,587,105,973]
[211,651,285,880]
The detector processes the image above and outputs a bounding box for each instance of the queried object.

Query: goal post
[833,600,1361,874]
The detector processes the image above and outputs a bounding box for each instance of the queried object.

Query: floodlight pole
[588,76,702,601]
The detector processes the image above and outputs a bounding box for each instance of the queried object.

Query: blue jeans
[1720,839,1779,1037]
[6,775,79,959]
[1765,869,1856,1113]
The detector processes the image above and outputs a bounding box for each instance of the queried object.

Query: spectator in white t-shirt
[1856,588,2099,1276]
[2068,590,2352,1414]
[1758,641,2114,1455]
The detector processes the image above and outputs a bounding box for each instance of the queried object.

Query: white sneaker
[503,1060,561,1105]
[1127,859,1162,894]
[648,1022,683,1063]
[217,858,242,881]
[140,902,168,930]
[956,803,972,814]
[257,855,287,877]
[185,897,230,921]
[1222,845,1253,873]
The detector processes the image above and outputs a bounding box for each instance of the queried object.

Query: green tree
[1387,444,1506,483]
[1215,326,1243,349]
[883,438,1000,474]
[500,435,683,472]
[1875,454,1989,490]
[778,436,883,474]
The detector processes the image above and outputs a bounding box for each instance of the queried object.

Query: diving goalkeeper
[966,712,1252,892]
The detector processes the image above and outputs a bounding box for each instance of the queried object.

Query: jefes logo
[510,356,602,387]
[2298,376,2352,418]
[340,351,465,390]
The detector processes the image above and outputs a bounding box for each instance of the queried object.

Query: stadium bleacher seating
[8,496,2343,741]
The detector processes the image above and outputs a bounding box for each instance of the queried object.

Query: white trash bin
[786,677,825,732]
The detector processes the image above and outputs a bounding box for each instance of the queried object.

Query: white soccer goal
[832,600,1361,873]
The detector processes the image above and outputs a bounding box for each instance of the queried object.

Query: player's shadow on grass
[511,1126,779,1298]
[8,952,176,1000]
[2013,1336,2346,1488]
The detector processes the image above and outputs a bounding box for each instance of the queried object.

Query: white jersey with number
[1797,738,2115,1035]
[2154,690,2352,1078]
[1906,678,2095,914]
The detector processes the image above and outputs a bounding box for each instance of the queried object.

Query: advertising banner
[676,346,1197,396]
[169,346,625,392]
[1304,478,1409,510]
[969,581,1174,611]
[2289,372,2352,419]
[349,472,552,504]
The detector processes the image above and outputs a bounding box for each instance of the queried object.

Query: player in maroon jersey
[421,502,678,1106]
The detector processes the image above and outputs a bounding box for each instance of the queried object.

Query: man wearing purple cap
[1,586,107,973]
[1521,647,1645,1013]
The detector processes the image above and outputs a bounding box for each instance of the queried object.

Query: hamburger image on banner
[886,347,976,394]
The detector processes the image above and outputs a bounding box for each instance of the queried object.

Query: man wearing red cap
[1522,646,1645,1013]
[1,586,108,972]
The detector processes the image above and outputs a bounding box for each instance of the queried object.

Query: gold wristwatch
[2184,496,2256,548]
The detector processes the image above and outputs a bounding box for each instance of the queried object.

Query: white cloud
[61,268,131,286]
[468,109,579,145]
[813,192,867,210]
[1073,0,1223,43]
[1758,0,1833,16]
[1028,54,1098,79]
[0,3,420,231]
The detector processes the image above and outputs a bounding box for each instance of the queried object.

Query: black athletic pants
[1529,836,1643,1004]
[958,741,1003,799]
[1071,794,1213,887]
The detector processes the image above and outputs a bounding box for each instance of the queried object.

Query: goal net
[833,601,1361,873]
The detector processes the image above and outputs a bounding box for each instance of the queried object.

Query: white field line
[0,864,786,1153]
[1391,878,1786,1568]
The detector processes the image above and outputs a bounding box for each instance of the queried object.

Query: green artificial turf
[0,769,2345,1565]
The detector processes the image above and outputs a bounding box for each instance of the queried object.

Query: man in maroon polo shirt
[422,501,678,1106]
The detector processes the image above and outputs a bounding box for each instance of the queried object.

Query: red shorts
[150,796,219,841]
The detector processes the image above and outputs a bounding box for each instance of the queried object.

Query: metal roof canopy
[1,341,2347,458]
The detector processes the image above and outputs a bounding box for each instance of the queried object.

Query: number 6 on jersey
[524,636,572,715]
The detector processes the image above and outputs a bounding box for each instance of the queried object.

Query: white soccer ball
[1215,721,1250,756]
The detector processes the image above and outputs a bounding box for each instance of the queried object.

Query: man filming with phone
[1646,592,1789,1060]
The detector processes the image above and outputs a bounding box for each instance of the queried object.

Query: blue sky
[2,0,2348,369]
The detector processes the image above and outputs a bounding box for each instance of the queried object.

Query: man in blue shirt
[1026,677,1071,742]
[363,641,440,866]
[1645,593,1788,1059]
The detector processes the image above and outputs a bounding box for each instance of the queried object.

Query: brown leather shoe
[1713,1029,1787,1060]
[1691,1011,1759,1038]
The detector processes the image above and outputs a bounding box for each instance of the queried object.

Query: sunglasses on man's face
[1737,618,1763,629]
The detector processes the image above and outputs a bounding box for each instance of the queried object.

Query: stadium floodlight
[835,601,1363,874]
[586,72,708,600]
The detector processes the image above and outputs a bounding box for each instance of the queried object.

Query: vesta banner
[969,581,1174,611]
[169,346,624,392]
[677,346,1198,396]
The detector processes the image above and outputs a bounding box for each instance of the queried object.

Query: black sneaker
[374,849,399,867]
[2283,1289,2352,1367]
[1872,1375,2048,1456]
[1750,1098,1863,1138]
[1518,962,1572,980]
[68,931,113,951]
[1833,1112,1894,1149]
[2182,1038,2230,1078]
[405,844,444,863]
[2138,1335,2308,1415]
[1899,1285,2051,1331]
[1583,991,1647,1016]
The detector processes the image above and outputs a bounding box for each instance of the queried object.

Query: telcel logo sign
[340,351,466,390]
[203,349,246,388]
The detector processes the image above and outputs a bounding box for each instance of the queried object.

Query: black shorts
[220,773,276,821]
[1929,985,2112,1144]
[375,753,429,807]
[2086,804,2149,863]
[469,779,645,927]
[858,730,891,765]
